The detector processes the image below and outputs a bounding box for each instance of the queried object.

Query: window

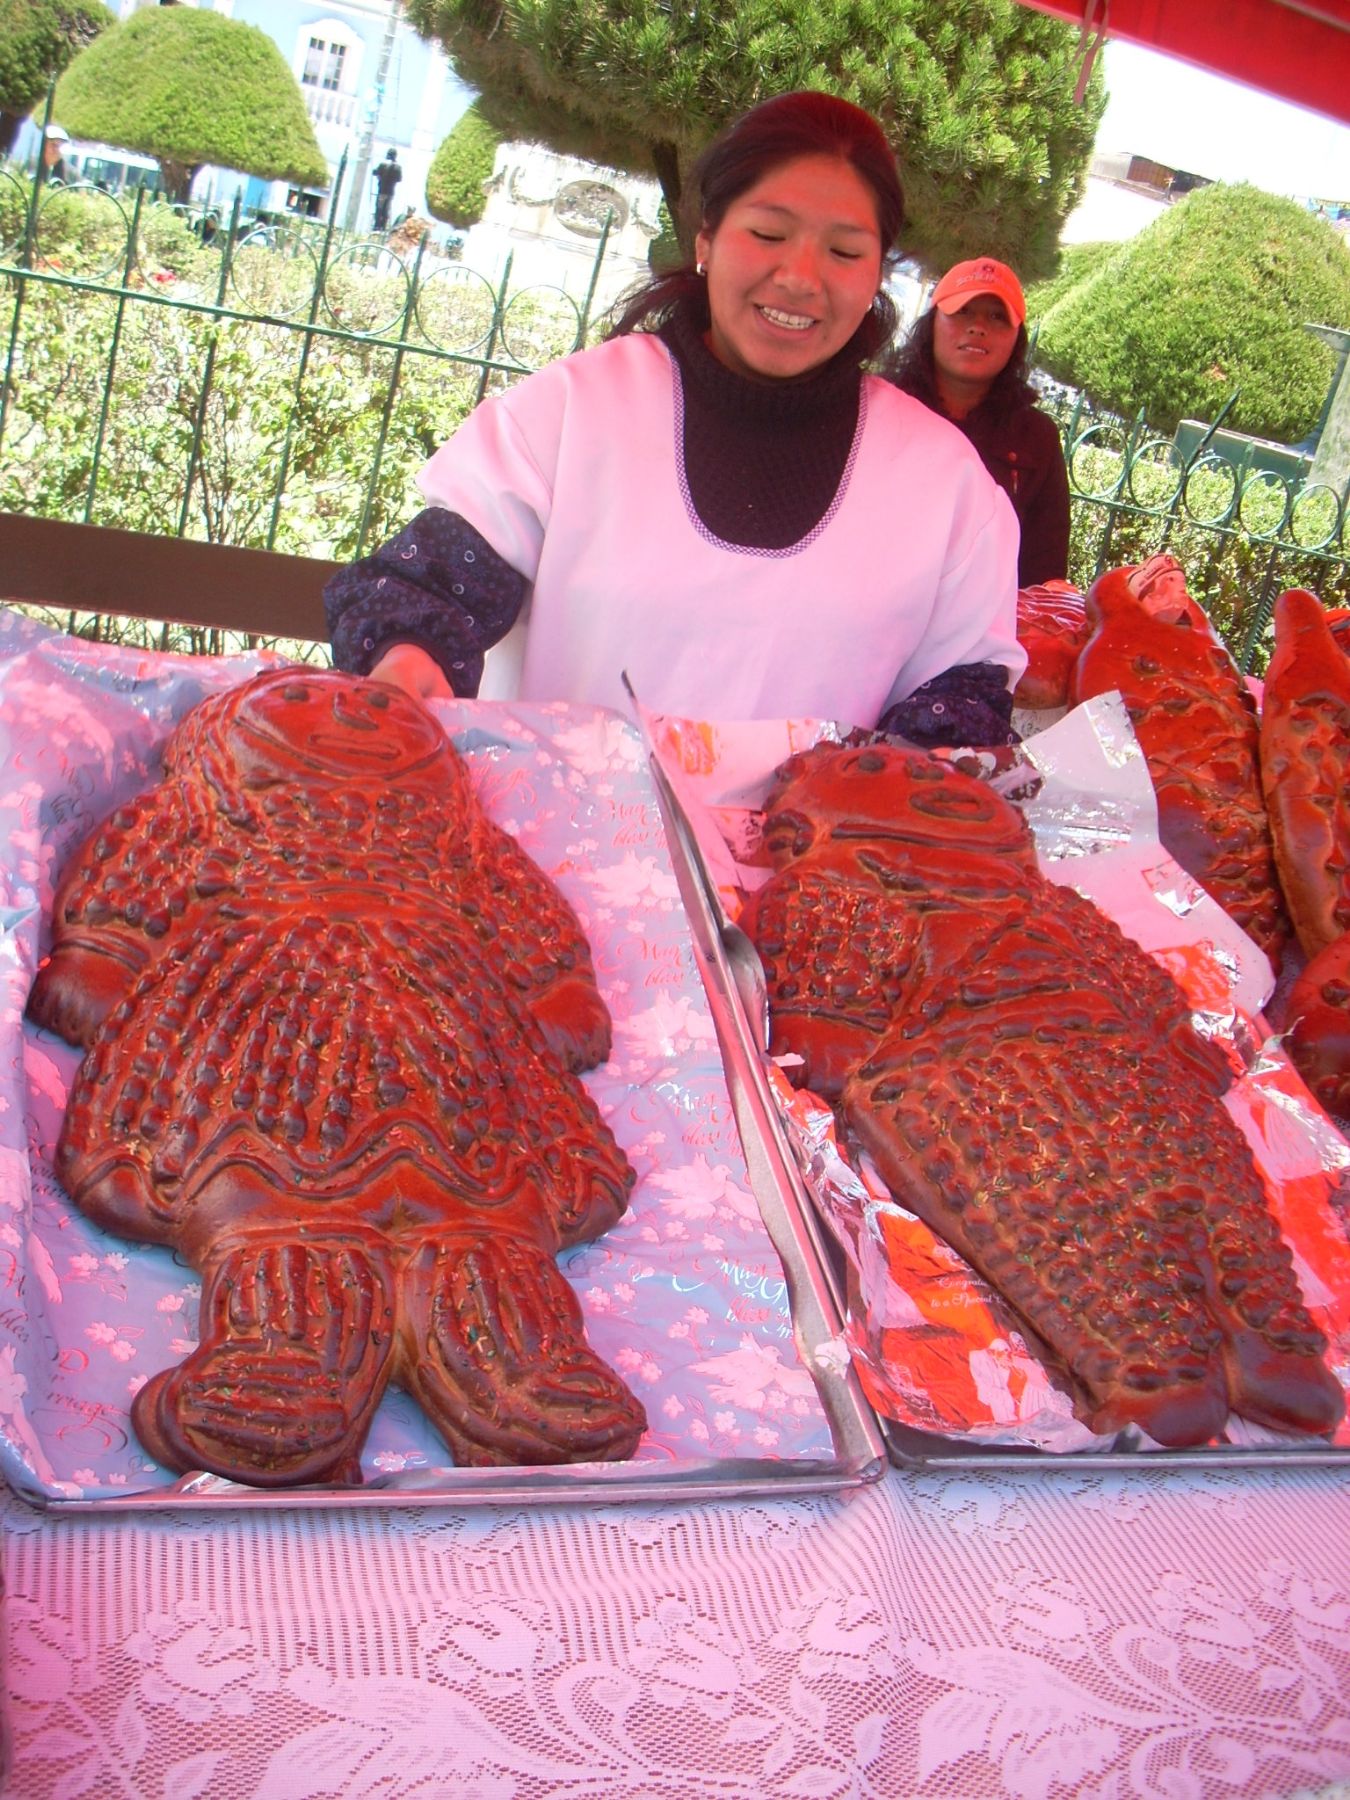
[302,36,347,93]
[293,18,362,123]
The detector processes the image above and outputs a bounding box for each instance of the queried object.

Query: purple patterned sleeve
[876,661,1017,748]
[324,508,527,693]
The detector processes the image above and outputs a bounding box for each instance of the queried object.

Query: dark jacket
[955,402,1071,588]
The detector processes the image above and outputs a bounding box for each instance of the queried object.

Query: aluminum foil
[645,697,1350,1457]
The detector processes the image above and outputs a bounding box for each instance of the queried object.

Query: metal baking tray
[646,755,887,1482]
[644,736,1350,1476]
[2,652,887,1512]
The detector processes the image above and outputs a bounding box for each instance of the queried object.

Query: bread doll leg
[398,1229,647,1467]
[132,1228,397,1487]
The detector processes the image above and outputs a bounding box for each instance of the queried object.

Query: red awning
[1014,0,1350,127]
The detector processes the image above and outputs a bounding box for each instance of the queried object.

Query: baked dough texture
[742,742,1343,1447]
[28,668,647,1485]
[1072,558,1290,971]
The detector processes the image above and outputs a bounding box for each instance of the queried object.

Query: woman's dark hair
[884,306,1036,420]
[608,90,905,362]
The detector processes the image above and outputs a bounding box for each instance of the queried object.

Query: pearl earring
[696,262,707,277]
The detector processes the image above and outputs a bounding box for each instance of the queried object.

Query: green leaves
[404,0,1102,275]
[0,192,483,559]
[0,0,114,119]
[1033,184,1350,442]
[426,104,500,228]
[51,7,327,197]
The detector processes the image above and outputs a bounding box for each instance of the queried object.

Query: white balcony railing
[303,87,356,130]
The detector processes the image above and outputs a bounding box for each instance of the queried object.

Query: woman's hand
[369,643,454,702]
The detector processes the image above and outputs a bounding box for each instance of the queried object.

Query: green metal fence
[0,151,616,574]
[1043,391,1349,667]
[2,143,1348,670]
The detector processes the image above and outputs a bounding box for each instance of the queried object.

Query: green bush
[646,199,680,275]
[137,202,218,286]
[1025,239,1119,322]
[52,6,326,200]
[1034,184,1350,443]
[0,187,480,562]
[425,103,499,230]
[0,0,114,141]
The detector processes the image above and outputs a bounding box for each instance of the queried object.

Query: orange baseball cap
[931,257,1026,326]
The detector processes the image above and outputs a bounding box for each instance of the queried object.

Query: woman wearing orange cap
[886,257,1070,587]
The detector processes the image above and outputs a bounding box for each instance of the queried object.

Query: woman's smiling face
[931,292,1020,401]
[695,153,883,381]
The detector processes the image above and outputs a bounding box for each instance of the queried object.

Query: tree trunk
[649,139,690,256]
[0,110,25,157]
[159,159,199,205]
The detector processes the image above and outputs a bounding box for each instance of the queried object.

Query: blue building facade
[115,0,474,230]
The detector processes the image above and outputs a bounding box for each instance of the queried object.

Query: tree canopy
[426,102,500,228]
[1024,238,1116,320]
[0,0,113,153]
[402,0,1104,279]
[51,6,327,202]
[1032,184,1350,444]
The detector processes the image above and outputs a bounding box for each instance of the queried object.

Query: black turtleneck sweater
[325,301,1015,746]
[656,303,864,551]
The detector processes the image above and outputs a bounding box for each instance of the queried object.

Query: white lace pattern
[5,1465,1350,1799]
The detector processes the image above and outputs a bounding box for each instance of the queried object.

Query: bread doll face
[762,745,1035,865]
[228,671,451,787]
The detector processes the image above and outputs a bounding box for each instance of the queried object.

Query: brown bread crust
[1013,581,1089,711]
[744,743,1343,1445]
[1072,561,1290,970]
[1286,933,1350,1120]
[29,669,646,1483]
[1259,588,1350,961]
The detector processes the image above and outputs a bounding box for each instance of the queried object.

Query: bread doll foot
[400,1233,647,1467]
[27,939,148,1048]
[547,1135,636,1248]
[133,1232,397,1487]
[529,976,613,1070]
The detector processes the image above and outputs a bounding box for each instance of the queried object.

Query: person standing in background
[42,124,70,186]
[887,258,1071,588]
[373,149,403,232]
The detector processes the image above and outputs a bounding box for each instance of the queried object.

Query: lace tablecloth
[5,1463,1350,1799]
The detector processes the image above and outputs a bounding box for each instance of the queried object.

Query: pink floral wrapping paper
[0,609,835,1501]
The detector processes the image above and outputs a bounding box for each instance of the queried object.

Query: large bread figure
[741,743,1344,1448]
[28,668,647,1486]
[1071,555,1291,970]
[1259,587,1350,961]
[1259,587,1350,1119]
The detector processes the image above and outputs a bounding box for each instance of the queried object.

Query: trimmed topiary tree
[404,0,1104,278]
[1033,184,1350,443]
[0,0,113,155]
[51,6,327,203]
[425,102,499,229]
[1025,239,1120,323]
